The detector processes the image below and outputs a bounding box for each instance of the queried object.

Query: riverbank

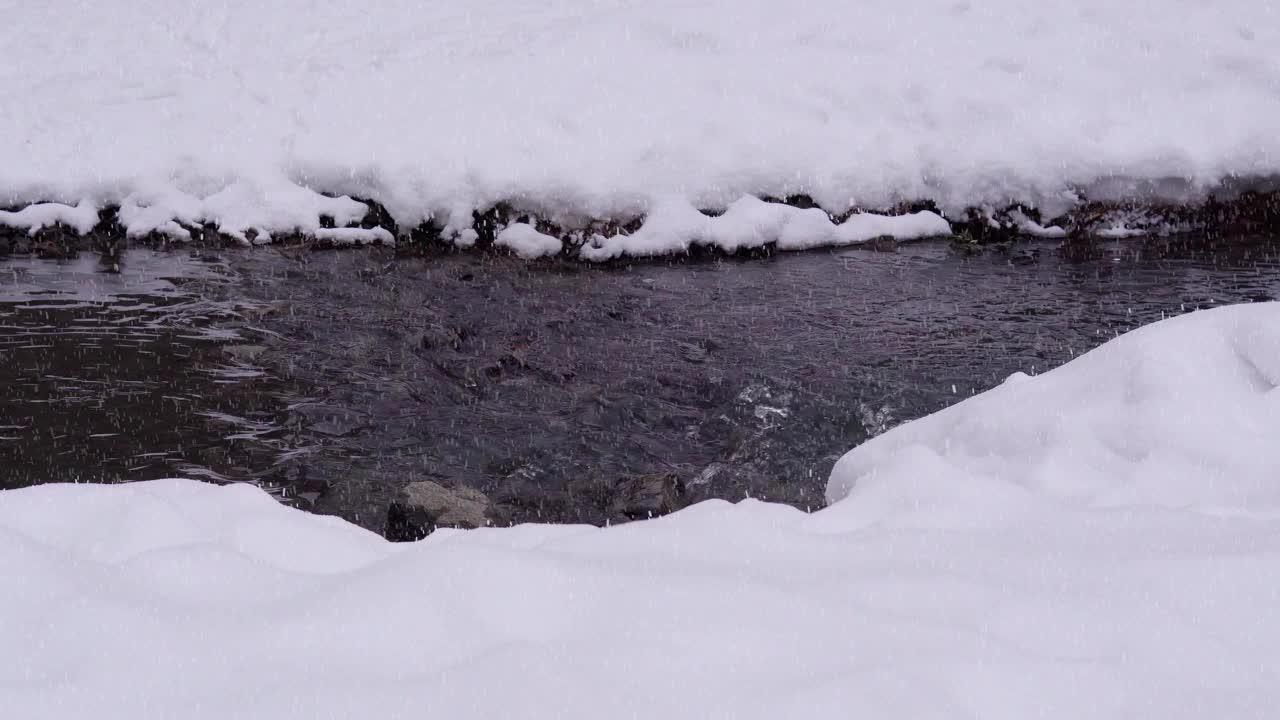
[7,1,1279,251]
[3,188,1278,262]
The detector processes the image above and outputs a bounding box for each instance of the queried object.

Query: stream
[2,236,1278,533]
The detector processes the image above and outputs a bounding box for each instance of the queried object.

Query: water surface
[2,237,1278,531]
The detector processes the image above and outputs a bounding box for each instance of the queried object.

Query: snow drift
[827,301,1280,511]
[3,303,1279,718]
[3,0,1278,250]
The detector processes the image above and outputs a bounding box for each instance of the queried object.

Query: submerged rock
[385,480,499,541]
[864,234,898,252]
[223,344,267,362]
[607,472,687,521]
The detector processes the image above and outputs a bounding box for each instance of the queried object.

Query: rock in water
[608,473,687,521]
[385,480,496,541]
[222,344,267,362]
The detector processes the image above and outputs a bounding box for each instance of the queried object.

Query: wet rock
[355,263,393,279]
[237,300,289,320]
[1203,190,1280,237]
[865,234,898,252]
[349,197,399,237]
[385,480,498,541]
[487,470,690,527]
[223,344,267,362]
[294,405,369,437]
[30,227,80,258]
[676,340,710,363]
[607,472,687,521]
[191,250,223,263]
[688,462,726,488]
[418,323,466,350]
[950,206,1025,245]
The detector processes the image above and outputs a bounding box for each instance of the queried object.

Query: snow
[1008,209,1069,238]
[3,303,1279,718]
[580,197,950,261]
[0,200,99,235]
[313,226,396,246]
[828,302,1280,510]
[1096,224,1153,239]
[495,223,563,259]
[5,1,1279,246]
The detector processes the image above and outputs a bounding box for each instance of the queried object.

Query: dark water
[0,253,308,497]
[2,237,1278,531]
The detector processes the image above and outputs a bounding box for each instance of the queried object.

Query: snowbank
[579,197,950,260]
[0,201,99,236]
[4,1,1278,247]
[826,302,1280,511]
[3,304,1279,718]
[495,223,564,259]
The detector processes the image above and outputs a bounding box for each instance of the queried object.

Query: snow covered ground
[3,303,1278,718]
[3,1,1279,252]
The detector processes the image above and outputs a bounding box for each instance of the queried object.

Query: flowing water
[2,237,1278,532]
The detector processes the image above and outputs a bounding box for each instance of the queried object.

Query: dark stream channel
[2,237,1278,533]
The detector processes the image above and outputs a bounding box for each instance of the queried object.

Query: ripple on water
[0,251,308,496]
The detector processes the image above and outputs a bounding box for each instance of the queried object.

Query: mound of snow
[0,201,99,235]
[579,197,950,260]
[495,223,564,259]
[4,1,1279,243]
[3,304,1280,718]
[313,226,396,247]
[826,302,1280,513]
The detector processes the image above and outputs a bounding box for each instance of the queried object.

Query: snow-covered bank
[575,197,952,261]
[827,301,1280,510]
[4,1,1279,249]
[4,303,1280,718]
[0,195,954,257]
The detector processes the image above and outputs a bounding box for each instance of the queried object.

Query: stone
[418,322,466,350]
[864,234,898,252]
[222,344,267,362]
[676,340,710,363]
[607,472,687,521]
[385,480,495,541]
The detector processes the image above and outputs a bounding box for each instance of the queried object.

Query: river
[2,236,1277,533]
